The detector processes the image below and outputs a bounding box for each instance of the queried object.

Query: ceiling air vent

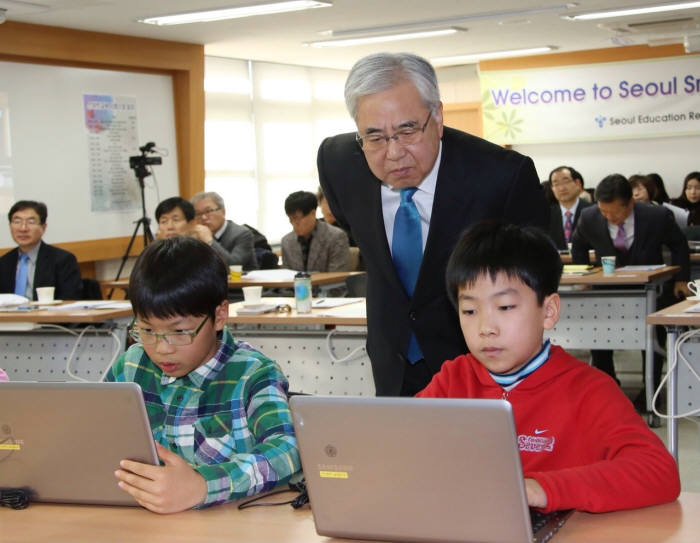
[599,16,700,35]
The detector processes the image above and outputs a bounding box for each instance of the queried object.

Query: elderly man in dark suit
[318,52,547,396]
[571,174,690,395]
[0,200,82,300]
[191,191,257,270]
[547,166,592,251]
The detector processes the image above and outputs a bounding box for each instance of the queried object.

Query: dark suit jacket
[548,199,593,250]
[318,126,547,395]
[571,202,689,280]
[210,220,258,270]
[0,241,82,300]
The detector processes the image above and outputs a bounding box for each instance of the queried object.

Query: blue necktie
[392,188,424,363]
[14,253,28,297]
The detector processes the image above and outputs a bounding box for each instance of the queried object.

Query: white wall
[515,136,700,196]
[0,61,179,248]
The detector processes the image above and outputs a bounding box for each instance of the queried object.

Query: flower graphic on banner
[595,115,607,128]
[481,88,524,142]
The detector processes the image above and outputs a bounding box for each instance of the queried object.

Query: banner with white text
[480,55,700,145]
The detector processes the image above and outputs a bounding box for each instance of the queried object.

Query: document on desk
[684,302,700,313]
[616,264,666,271]
[312,297,363,309]
[315,300,366,318]
[243,269,297,281]
[50,301,132,310]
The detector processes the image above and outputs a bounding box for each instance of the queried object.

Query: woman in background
[671,172,700,226]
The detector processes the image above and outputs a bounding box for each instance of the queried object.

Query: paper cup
[601,256,616,275]
[688,280,700,296]
[36,286,55,303]
[242,286,262,304]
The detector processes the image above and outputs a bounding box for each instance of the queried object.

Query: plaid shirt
[105,326,301,507]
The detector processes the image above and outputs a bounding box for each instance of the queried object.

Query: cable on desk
[652,327,700,418]
[237,479,308,510]
[325,328,366,363]
[36,323,122,382]
[0,488,30,510]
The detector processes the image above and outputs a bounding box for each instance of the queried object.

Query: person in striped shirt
[105,236,300,513]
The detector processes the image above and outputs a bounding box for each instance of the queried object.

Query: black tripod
[107,150,157,299]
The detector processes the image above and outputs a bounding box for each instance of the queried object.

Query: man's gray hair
[191,191,225,211]
[344,52,440,121]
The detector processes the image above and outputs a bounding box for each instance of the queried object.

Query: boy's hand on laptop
[115,442,207,513]
[525,478,548,509]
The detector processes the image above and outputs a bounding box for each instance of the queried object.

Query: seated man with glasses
[546,166,592,251]
[0,200,82,300]
[104,237,301,513]
[190,191,258,270]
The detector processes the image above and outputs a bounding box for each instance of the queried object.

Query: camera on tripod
[129,141,162,170]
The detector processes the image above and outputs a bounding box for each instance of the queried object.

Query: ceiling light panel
[139,1,331,26]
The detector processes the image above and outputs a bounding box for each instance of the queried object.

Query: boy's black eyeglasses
[128,315,209,346]
[355,111,432,151]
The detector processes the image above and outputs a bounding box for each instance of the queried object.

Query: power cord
[652,327,700,418]
[0,488,30,510]
[237,479,308,510]
[325,328,366,363]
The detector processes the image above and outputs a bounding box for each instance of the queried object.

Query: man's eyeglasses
[194,207,221,218]
[10,217,41,227]
[128,315,209,346]
[356,111,432,152]
[551,178,575,189]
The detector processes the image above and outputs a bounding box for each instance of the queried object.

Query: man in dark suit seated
[190,191,258,270]
[571,174,691,395]
[317,52,547,396]
[281,191,349,272]
[0,200,81,300]
[548,166,592,251]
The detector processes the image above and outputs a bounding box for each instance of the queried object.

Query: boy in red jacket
[417,221,680,513]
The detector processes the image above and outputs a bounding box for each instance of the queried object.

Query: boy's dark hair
[129,237,228,320]
[155,197,195,222]
[8,200,47,224]
[595,174,632,204]
[446,221,562,307]
[285,191,317,216]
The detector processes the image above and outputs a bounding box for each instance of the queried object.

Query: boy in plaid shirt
[106,237,300,513]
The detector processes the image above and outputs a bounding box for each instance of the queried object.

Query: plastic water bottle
[294,272,312,313]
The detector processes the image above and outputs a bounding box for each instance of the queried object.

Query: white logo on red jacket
[518,432,555,453]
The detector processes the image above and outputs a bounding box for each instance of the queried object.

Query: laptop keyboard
[530,509,573,542]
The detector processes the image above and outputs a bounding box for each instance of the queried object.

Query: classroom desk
[0,304,132,382]
[228,297,373,395]
[104,271,364,297]
[1,493,697,543]
[551,266,679,417]
[647,298,700,461]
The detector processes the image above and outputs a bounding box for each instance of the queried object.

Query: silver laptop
[0,381,158,506]
[291,396,570,543]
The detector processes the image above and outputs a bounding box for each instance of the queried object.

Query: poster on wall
[0,92,13,215]
[480,55,700,145]
[84,94,141,212]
